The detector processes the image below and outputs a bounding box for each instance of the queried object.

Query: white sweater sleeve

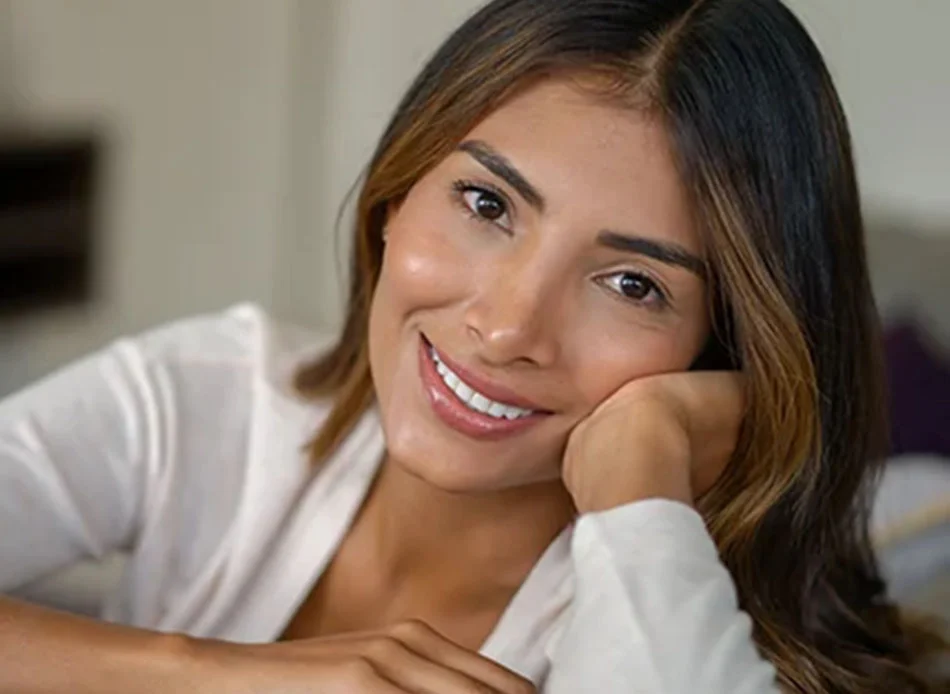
[0,339,154,592]
[543,499,779,693]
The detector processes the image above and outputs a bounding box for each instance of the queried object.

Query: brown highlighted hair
[296,0,945,690]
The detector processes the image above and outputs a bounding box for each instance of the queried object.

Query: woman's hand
[199,619,536,694]
[562,371,745,513]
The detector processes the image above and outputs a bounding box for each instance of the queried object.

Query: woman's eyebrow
[598,231,706,278]
[457,140,545,211]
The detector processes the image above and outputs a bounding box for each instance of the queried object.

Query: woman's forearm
[0,596,204,694]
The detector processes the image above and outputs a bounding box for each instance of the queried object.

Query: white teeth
[429,345,535,420]
[444,371,461,391]
[455,382,474,403]
[487,402,507,418]
[469,393,491,413]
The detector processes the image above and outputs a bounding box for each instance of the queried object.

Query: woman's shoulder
[129,302,336,398]
[132,302,326,362]
[132,302,266,359]
[118,304,340,546]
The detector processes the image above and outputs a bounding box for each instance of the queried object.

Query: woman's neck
[360,455,576,596]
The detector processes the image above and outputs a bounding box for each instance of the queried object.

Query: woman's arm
[1,306,261,595]
[550,372,779,692]
[0,341,150,593]
[0,341,177,692]
[0,596,203,694]
[0,597,538,694]
[543,500,779,693]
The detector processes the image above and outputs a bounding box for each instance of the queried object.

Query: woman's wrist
[104,630,214,693]
[162,634,252,693]
[0,597,228,694]
[568,415,695,514]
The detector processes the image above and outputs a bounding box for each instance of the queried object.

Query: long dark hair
[296,0,944,690]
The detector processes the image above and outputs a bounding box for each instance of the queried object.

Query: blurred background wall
[0,0,300,393]
[0,0,948,395]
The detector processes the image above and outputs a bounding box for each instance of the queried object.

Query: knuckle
[390,618,433,641]
[338,655,376,684]
[366,634,402,661]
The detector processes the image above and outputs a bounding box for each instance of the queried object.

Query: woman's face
[369,76,710,493]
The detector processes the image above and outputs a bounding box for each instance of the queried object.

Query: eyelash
[451,179,514,232]
[450,179,670,312]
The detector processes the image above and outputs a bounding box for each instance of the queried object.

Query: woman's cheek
[570,328,702,410]
[384,208,475,314]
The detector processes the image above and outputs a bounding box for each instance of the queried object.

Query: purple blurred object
[883,322,950,457]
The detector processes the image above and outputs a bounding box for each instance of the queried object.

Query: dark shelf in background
[0,131,100,317]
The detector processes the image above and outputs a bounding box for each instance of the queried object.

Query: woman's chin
[383,424,557,495]
[386,436,497,493]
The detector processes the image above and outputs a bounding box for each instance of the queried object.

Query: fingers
[315,621,535,694]
[329,656,408,694]
[361,633,501,694]
[385,620,536,694]
[220,620,535,694]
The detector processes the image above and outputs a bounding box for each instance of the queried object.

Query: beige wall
[785,0,950,230]
[0,0,298,393]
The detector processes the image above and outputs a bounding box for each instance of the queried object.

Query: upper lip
[424,335,550,413]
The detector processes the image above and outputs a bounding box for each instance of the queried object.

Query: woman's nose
[462,260,561,368]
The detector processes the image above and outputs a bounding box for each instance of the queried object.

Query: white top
[0,304,778,692]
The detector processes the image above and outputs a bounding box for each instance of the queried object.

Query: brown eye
[599,271,669,309]
[463,189,507,222]
[619,273,653,300]
[453,180,514,232]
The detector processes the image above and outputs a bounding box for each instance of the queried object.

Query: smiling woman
[294,0,943,690]
[0,0,946,693]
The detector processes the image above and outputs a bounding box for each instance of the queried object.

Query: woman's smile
[418,332,553,441]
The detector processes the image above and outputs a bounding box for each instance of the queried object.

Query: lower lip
[418,336,547,441]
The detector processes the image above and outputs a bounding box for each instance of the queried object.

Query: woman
[0,0,942,692]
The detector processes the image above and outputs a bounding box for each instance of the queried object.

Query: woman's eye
[600,271,668,308]
[455,183,513,230]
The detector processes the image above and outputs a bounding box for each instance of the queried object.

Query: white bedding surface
[873,455,950,545]
[872,456,950,625]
